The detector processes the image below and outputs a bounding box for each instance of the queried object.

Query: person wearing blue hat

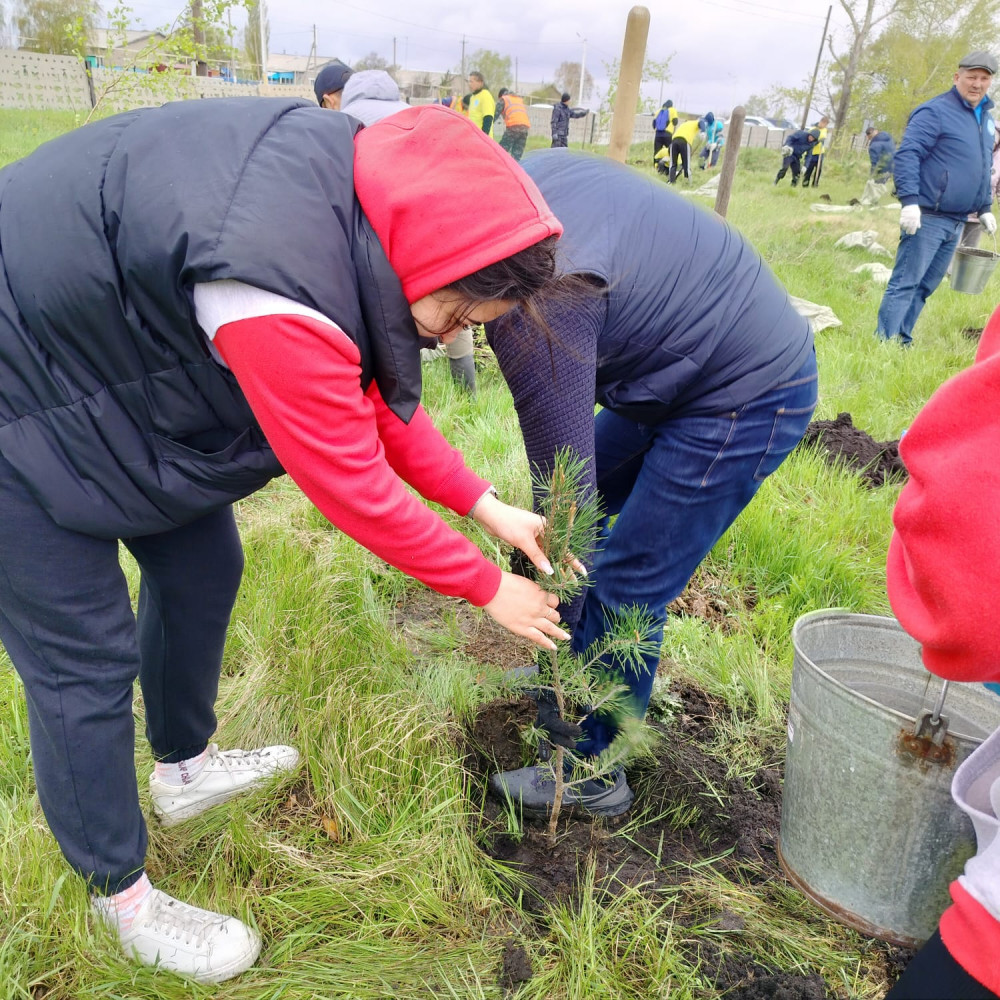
[313,59,353,110]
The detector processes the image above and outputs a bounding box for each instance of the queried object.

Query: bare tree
[827,0,900,138]
[554,60,594,102]
[354,50,388,71]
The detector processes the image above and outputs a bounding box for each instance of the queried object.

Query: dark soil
[667,567,757,632]
[801,411,907,488]
[393,569,910,997]
[498,939,534,997]
[465,679,905,999]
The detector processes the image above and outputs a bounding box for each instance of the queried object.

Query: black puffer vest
[0,97,422,537]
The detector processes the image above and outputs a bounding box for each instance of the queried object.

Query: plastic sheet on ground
[693,174,720,196]
[859,178,891,207]
[851,262,893,284]
[790,295,842,333]
[810,203,860,213]
[834,230,891,256]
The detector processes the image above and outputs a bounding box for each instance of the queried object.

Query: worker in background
[313,59,352,110]
[652,99,678,164]
[698,111,725,170]
[466,71,495,137]
[496,87,531,161]
[551,92,588,148]
[774,128,819,187]
[661,116,702,183]
[802,115,830,187]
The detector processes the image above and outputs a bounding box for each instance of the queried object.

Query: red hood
[353,105,562,303]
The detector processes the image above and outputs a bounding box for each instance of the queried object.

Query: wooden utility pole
[191,0,207,76]
[801,5,831,128]
[714,105,745,219]
[608,6,649,163]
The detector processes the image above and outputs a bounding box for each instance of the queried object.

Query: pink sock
[154,748,208,786]
[93,872,153,935]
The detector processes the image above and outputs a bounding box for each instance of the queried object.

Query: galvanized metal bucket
[778,610,1000,947]
[951,237,1000,295]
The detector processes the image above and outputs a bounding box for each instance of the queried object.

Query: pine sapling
[528,450,659,840]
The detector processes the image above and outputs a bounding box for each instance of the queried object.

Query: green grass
[1,108,992,999]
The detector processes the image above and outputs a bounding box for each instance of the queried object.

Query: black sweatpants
[668,137,690,183]
[0,451,243,892]
[653,130,672,161]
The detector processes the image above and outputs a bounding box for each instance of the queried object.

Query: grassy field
[0,108,996,1000]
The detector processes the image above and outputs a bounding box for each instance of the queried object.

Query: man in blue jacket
[876,52,998,346]
[866,126,895,180]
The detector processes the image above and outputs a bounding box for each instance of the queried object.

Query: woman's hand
[471,492,587,579]
[484,572,569,650]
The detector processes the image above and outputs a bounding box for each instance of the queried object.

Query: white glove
[981,211,997,235]
[780,144,793,156]
[900,204,922,235]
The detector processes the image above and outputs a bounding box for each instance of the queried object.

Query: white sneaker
[95,888,261,983]
[150,743,300,826]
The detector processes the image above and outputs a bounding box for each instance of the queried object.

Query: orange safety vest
[499,93,530,128]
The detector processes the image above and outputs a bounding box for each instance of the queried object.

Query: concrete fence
[0,52,869,154]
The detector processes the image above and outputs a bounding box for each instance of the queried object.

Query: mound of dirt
[801,411,906,488]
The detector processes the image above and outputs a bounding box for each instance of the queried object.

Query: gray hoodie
[340,70,410,125]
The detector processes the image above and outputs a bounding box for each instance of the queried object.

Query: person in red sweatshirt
[884,304,1000,999]
[0,101,566,983]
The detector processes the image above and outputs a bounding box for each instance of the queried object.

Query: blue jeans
[572,351,818,756]
[876,213,964,345]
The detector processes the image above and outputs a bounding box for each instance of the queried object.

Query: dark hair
[497,87,509,99]
[469,71,485,85]
[561,92,571,103]
[447,235,558,306]
[446,237,601,349]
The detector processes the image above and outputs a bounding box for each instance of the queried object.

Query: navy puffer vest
[0,98,422,537]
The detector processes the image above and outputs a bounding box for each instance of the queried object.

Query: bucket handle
[912,679,950,746]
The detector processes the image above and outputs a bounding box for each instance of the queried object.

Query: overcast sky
[124,0,852,118]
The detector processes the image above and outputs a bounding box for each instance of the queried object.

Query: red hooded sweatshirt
[886,304,1000,994]
[204,106,562,607]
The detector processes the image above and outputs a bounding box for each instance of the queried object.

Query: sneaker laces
[141,892,224,948]
[205,744,272,774]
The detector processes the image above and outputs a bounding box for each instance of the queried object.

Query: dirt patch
[463,681,880,997]
[667,568,757,632]
[392,590,536,670]
[497,938,534,996]
[800,411,906,488]
[961,325,983,340]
